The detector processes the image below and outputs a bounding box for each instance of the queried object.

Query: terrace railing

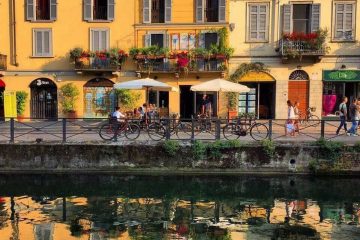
[74,57,121,72]
[279,39,326,62]
[0,117,354,144]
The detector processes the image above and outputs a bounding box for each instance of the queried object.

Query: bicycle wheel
[250,123,269,141]
[125,123,140,140]
[99,123,115,141]
[148,123,166,141]
[223,123,241,140]
[175,122,192,138]
[308,115,320,127]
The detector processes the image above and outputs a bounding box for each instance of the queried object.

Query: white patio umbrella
[190,78,250,92]
[190,78,250,116]
[113,77,178,103]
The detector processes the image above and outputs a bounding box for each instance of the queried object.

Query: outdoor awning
[0,79,5,88]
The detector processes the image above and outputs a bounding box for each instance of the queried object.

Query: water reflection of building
[0,196,359,240]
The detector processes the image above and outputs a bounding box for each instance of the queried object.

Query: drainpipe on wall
[10,0,18,66]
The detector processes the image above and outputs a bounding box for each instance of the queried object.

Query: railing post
[10,118,14,143]
[62,118,67,143]
[191,117,195,143]
[320,120,325,139]
[215,118,221,140]
[165,118,171,140]
[268,119,273,140]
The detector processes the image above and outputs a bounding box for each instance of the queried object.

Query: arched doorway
[83,78,115,118]
[238,72,276,119]
[30,78,58,119]
[0,79,5,119]
[288,70,310,115]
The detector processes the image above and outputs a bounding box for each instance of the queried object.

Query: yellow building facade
[229,0,360,119]
[0,0,231,119]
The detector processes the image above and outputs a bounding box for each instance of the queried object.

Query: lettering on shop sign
[323,70,360,82]
[36,79,51,86]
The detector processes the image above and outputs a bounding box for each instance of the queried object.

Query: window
[33,29,53,57]
[26,0,57,21]
[143,0,171,23]
[239,88,256,115]
[248,3,269,41]
[90,29,109,51]
[199,32,218,49]
[282,4,320,34]
[334,2,355,41]
[84,0,115,21]
[144,33,166,48]
[196,0,226,23]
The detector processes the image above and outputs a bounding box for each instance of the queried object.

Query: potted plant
[16,91,28,122]
[226,92,238,119]
[59,83,80,119]
[69,48,84,68]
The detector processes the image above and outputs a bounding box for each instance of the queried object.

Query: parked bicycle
[223,117,269,141]
[99,118,140,141]
[299,107,320,126]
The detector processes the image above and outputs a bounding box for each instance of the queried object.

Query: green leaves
[16,91,28,115]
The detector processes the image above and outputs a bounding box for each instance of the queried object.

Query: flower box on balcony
[279,29,329,63]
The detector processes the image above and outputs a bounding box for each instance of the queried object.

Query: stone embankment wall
[0,142,359,174]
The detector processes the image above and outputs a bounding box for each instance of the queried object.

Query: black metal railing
[136,58,226,73]
[0,54,7,70]
[0,117,356,144]
[75,57,121,71]
[279,39,326,56]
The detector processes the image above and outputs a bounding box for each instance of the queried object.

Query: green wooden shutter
[84,0,92,21]
[196,0,204,23]
[50,0,57,20]
[143,0,151,23]
[218,0,226,22]
[165,0,172,23]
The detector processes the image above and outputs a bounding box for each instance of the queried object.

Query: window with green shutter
[282,4,320,34]
[90,29,109,51]
[83,0,115,21]
[26,0,57,21]
[334,2,355,41]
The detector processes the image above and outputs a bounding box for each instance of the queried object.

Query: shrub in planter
[59,83,80,119]
[16,91,28,120]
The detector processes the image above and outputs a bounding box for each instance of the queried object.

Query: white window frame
[90,28,110,51]
[27,0,57,21]
[333,1,356,41]
[84,0,114,22]
[32,28,53,57]
[247,3,269,42]
[145,31,167,48]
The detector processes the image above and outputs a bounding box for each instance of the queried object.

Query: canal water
[0,174,359,240]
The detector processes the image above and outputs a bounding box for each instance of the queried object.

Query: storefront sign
[323,70,360,82]
[239,72,275,82]
[4,91,17,118]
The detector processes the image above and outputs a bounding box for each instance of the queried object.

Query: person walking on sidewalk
[348,98,360,136]
[336,97,348,135]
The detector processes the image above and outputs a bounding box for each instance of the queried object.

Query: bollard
[62,118,67,143]
[10,118,14,143]
[268,119,273,140]
[191,117,195,143]
[215,118,221,140]
[320,120,325,139]
[165,118,171,140]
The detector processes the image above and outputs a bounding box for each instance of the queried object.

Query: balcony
[70,48,127,73]
[135,57,227,74]
[278,30,329,63]
[0,54,7,70]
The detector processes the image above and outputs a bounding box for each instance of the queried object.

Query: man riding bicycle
[111,106,126,129]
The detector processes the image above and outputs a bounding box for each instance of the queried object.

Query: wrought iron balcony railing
[279,39,326,62]
[0,54,7,70]
[74,57,122,72]
[136,58,227,73]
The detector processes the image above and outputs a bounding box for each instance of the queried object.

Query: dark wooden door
[30,79,57,119]
[151,0,164,23]
[206,0,219,22]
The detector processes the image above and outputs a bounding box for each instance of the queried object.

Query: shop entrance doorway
[30,78,58,119]
[288,70,310,116]
[180,85,193,119]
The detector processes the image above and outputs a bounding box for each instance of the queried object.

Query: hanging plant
[227,63,269,109]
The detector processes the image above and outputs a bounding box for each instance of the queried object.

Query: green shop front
[323,70,360,116]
